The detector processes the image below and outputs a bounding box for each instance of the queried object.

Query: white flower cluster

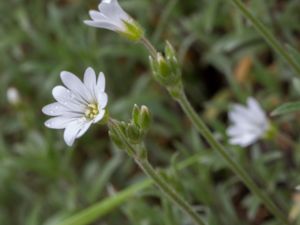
[43,0,139,146]
[43,1,272,149]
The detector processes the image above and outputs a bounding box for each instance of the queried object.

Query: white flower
[7,87,20,105]
[84,0,143,40]
[42,68,108,146]
[227,97,270,147]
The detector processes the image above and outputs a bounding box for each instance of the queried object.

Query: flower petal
[230,104,256,123]
[60,71,92,103]
[247,97,268,124]
[97,72,106,93]
[93,109,106,123]
[52,86,86,112]
[97,92,108,108]
[229,132,259,147]
[84,67,97,101]
[76,121,93,138]
[44,116,77,129]
[227,126,243,137]
[99,0,129,21]
[89,10,107,21]
[63,119,86,146]
[42,102,71,116]
[227,97,269,147]
[84,20,118,31]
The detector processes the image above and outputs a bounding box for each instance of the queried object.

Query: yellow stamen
[85,103,99,120]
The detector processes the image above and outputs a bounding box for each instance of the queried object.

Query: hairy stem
[108,119,207,225]
[141,36,157,58]
[140,37,289,224]
[136,157,206,225]
[176,92,289,225]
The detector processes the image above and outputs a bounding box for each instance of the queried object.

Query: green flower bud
[157,53,171,78]
[126,123,142,144]
[139,105,151,130]
[149,42,181,88]
[165,41,180,76]
[119,121,128,134]
[165,41,176,60]
[108,131,125,150]
[132,104,140,127]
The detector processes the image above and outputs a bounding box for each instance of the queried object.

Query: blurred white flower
[42,68,108,146]
[7,87,20,105]
[227,97,270,147]
[84,0,143,41]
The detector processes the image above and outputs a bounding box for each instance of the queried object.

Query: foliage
[1,0,300,224]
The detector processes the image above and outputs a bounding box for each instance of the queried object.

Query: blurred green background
[1,0,300,224]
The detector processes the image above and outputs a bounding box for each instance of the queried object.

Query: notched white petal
[247,97,267,122]
[42,102,69,116]
[89,10,107,20]
[63,119,85,146]
[84,67,97,99]
[97,72,106,92]
[44,116,76,129]
[60,71,92,103]
[97,92,108,108]
[52,86,85,112]
[76,121,93,138]
[98,0,126,18]
[84,20,118,31]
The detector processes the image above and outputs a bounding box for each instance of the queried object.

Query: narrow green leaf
[271,101,300,116]
[55,180,152,225]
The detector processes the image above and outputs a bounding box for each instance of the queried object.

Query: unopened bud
[132,104,140,126]
[108,131,125,150]
[165,41,176,60]
[149,42,181,87]
[157,53,171,78]
[139,105,151,130]
[126,123,142,144]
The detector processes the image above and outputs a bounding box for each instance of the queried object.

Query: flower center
[85,103,99,120]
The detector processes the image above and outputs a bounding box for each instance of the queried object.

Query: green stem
[109,119,206,225]
[141,36,157,58]
[140,36,289,225]
[136,157,206,225]
[176,91,289,225]
[230,0,300,76]
[56,152,207,225]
